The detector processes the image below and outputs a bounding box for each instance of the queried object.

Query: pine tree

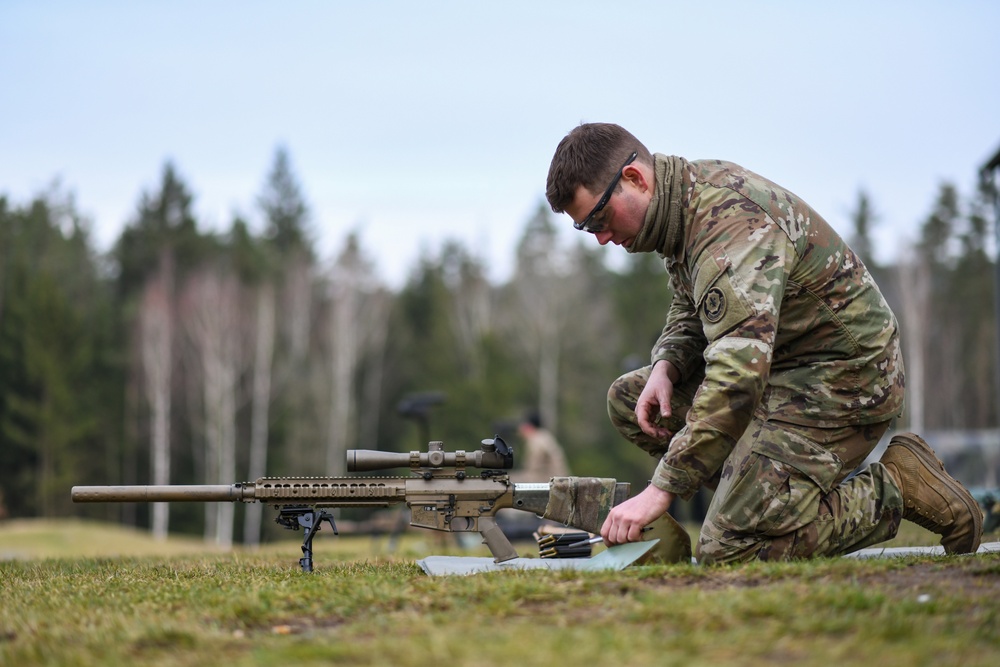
[255,147,317,477]
[258,146,312,258]
[0,192,114,518]
[849,189,879,272]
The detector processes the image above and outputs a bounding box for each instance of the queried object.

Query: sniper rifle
[71,436,630,572]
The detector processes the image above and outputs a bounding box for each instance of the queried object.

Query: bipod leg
[297,509,338,572]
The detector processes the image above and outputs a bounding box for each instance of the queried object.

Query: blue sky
[2,1,998,286]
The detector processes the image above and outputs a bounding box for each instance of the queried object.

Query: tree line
[1,148,996,542]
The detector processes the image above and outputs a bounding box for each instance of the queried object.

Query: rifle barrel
[71,485,247,503]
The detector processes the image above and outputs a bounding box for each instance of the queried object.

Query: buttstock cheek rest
[541,477,621,534]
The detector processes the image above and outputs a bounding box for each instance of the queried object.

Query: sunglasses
[573,151,638,233]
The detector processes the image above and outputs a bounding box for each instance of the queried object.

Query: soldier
[545,122,983,563]
[512,411,571,484]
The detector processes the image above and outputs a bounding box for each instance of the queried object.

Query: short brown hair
[545,123,653,213]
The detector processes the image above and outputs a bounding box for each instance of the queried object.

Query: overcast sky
[2,1,998,287]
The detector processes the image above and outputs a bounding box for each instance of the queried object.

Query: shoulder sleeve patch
[703,288,727,323]
[693,248,752,341]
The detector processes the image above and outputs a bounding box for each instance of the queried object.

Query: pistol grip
[478,516,519,562]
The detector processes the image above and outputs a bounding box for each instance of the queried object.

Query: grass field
[2,519,998,667]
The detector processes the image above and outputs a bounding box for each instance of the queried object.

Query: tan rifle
[72,436,629,571]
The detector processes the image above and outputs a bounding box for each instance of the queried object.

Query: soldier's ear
[621,163,652,193]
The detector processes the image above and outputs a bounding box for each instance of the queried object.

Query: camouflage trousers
[608,365,905,564]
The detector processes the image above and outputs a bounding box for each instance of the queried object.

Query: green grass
[2,520,999,666]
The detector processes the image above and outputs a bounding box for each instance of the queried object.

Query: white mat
[418,541,1000,575]
[419,539,658,576]
[846,541,1000,559]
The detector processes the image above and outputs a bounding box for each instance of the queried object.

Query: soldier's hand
[636,362,676,440]
[601,485,675,545]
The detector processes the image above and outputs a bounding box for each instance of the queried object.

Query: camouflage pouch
[542,477,618,534]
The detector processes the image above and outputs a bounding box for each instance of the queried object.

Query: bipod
[275,505,338,572]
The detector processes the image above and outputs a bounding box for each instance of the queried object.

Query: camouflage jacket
[647,156,904,498]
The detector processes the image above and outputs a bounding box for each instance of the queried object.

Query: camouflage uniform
[512,427,571,484]
[609,155,906,563]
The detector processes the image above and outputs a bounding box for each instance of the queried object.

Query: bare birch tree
[243,282,275,546]
[441,241,492,379]
[324,235,387,475]
[139,261,174,540]
[277,252,316,470]
[896,246,930,433]
[917,184,962,430]
[180,268,245,547]
[357,290,391,449]
[502,203,580,433]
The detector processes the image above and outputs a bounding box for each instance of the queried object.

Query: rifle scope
[347,436,513,472]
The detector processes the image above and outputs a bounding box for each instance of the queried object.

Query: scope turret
[346,436,513,472]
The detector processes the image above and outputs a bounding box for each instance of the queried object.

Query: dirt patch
[628,555,1000,599]
[853,559,1000,599]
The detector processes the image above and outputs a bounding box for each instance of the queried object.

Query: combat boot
[880,433,983,554]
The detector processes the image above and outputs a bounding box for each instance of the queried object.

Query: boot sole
[889,433,983,554]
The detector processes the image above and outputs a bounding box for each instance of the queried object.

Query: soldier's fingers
[601,509,623,544]
[604,522,620,545]
[637,407,657,435]
[640,423,669,440]
[638,415,672,440]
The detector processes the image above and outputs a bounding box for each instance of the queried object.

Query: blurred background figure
[512,411,571,483]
